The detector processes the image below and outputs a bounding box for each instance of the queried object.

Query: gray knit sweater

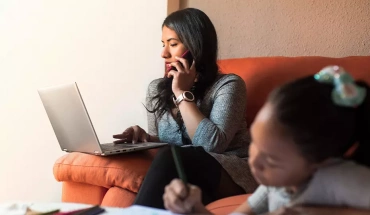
[146,74,257,193]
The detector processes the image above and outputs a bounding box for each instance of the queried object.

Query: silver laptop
[38,82,167,156]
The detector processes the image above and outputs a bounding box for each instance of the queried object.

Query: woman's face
[248,103,318,188]
[161,26,187,69]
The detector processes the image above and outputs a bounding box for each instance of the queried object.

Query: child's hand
[163,179,204,214]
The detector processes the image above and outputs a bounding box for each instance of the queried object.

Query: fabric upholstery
[54,149,158,193]
[62,182,107,205]
[101,187,136,207]
[206,194,250,215]
[218,56,370,126]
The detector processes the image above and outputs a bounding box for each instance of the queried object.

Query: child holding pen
[163,66,370,214]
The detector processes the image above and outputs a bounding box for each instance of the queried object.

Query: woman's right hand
[167,57,197,97]
[163,179,208,214]
[113,125,149,144]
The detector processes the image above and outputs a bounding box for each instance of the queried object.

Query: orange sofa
[53,56,370,214]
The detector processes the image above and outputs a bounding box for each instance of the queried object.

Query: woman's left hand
[167,57,197,97]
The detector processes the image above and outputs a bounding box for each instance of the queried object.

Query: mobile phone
[167,50,194,72]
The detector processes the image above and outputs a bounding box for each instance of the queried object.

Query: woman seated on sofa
[113,8,258,208]
[163,66,370,214]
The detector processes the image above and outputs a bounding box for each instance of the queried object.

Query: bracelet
[147,134,151,142]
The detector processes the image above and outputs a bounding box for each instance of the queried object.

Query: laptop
[38,82,167,156]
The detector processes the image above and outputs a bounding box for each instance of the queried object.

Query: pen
[171,145,189,196]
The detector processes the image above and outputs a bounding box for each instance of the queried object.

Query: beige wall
[180,0,370,59]
[168,0,180,14]
[0,0,167,202]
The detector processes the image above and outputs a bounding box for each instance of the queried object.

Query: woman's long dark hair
[149,8,219,120]
[268,76,370,167]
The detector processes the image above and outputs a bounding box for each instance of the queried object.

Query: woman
[113,8,257,208]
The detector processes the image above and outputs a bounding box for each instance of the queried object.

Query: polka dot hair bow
[314,65,366,107]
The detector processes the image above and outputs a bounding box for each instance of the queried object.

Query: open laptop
[38,82,167,156]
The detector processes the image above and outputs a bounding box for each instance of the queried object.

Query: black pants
[134,146,245,209]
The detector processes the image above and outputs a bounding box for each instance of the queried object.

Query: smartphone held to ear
[168,50,194,72]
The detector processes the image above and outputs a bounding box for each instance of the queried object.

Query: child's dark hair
[268,76,370,166]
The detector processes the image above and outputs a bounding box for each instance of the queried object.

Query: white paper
[0,203,182,215]
[109,205,181,215]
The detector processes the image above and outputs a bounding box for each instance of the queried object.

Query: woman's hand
[167,57,197,97]
[113,125,149,144]
[163,179,209,214]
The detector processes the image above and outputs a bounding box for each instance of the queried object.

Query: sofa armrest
[53,149,158,193]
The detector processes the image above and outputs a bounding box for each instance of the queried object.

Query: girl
[163,66,370,214]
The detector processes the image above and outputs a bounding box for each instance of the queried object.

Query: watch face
[184,91,195,101]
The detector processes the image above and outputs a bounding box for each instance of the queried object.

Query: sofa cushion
[101,187,136,207]
[54,149,158,193]
[206,194,250,215]
[218,56,370,126]
[62,182,108,205]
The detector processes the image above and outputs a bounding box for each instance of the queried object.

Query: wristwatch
[173,91,195,106]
